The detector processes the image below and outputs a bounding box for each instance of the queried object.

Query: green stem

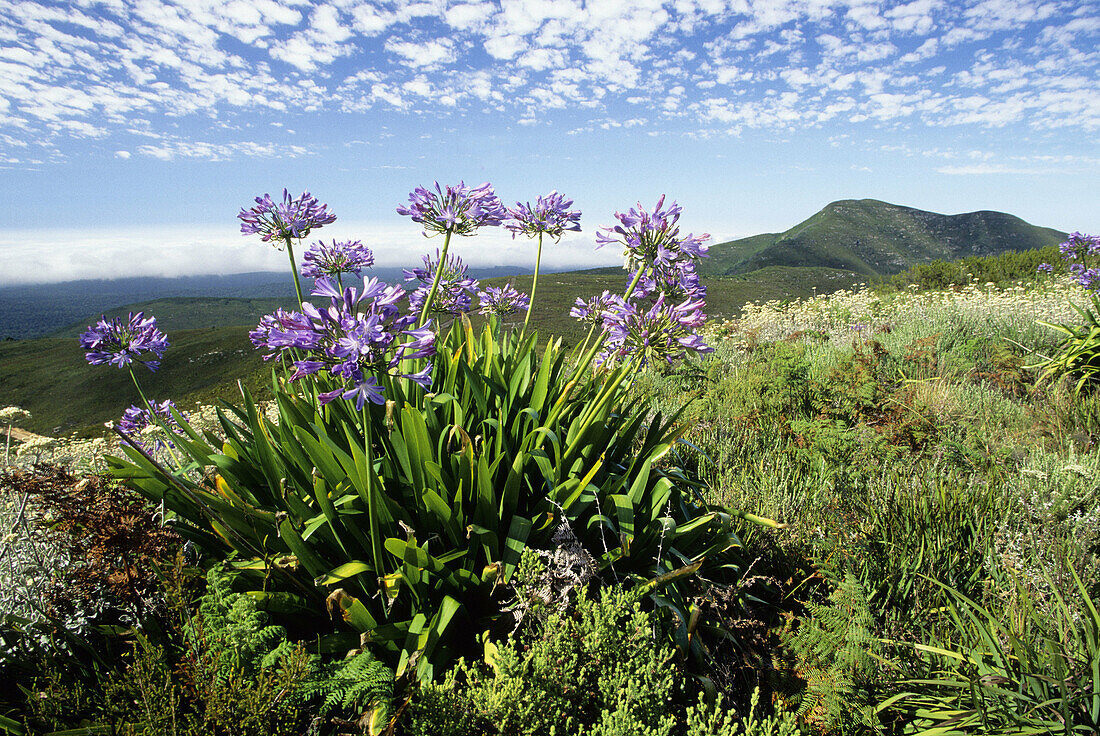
[128,368,182,469]
[520,231,544,342]
[622,263,648,302]
[285,236,304,309]
[417,230,453,329]
[573,264,651,376]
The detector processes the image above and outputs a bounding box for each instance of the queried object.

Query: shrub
[405,555,802,736]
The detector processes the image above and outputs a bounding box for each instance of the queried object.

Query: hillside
[700,199,1067,277]
[0,325,274,437]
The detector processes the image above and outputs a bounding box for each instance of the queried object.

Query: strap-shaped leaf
[316,560,375,587]
[500,515,532,582]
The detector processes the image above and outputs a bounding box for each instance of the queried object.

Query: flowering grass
[709,276,1083,348]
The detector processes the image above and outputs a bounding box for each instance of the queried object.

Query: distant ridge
[699,199,1067,278]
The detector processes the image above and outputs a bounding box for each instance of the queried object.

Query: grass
[0,326,273,437]
[1,265,871,437]
[3,254,1100,734]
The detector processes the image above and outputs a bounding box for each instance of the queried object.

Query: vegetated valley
[1,201,1095,736]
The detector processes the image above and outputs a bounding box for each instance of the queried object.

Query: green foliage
[778,575,882,733]
[685,688,803,736]
[882,569,1100,734]
[108,317,752,681]
[886,245,1063,291]
[18,563,323,736]
[405,574,797,736]
[1034,292,1100,394]
[185,565,302,686]
[822,474,996,620]
[313,650,394,734]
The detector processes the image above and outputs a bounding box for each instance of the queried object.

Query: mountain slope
[700,199,1067,277]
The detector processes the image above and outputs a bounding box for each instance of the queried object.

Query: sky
[0,0,1097,285]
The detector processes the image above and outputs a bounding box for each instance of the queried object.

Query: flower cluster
[600,295,712,367]
[301,240,375,279]
[569,291,615,328]
[505,191,582,241]
[595,195,709,274]
[1040,232,1100,291]
[238,189,336,243]
[397,181,506,237]
[0,407,30,423]
[478,284,529,317]
[119,399,186,451]
[79,312,170,371]
[634,260,707,303]
[404,250,480,316]
[1039,233,1100,291]
[575,196,713,365]
[250,277,435,409]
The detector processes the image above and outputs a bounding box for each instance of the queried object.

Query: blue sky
[0,0,1097,284]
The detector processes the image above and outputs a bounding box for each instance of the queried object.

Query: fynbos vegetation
[2,187,1098,735]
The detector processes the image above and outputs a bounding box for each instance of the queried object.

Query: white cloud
[937,163,1054,175]
[0,0,1095,158]
[385,38,455,68]
[0,222,621,285]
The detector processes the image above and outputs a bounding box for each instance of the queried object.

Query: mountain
[0,266,540,340]
[699,199,1067,278]
[0,272,295,341]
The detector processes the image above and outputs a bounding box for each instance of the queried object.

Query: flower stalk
[418,230,453,329]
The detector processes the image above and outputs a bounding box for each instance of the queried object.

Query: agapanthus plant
[505,190,581,337]
[119,399,187,452]
[571,196,713,368]
[250,277,434,409]
[633,260,707,305]
[404,250,480,318]
[80,312,169,371]
[595,195,709,278]
[504,191,581,242]
[239,189,337,308]
[397,181,505,326]
[599,294,713,367]
[397,181,506,238]
[238,189,337,242]
[301,240,374,281]
[1039,233,1100,292]
[477,284,529,318]
[570,291,615,328]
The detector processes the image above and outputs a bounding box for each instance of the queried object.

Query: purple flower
[632,261,706,304]
[79,312,169,371]
[595,196,710,273]
[1037,262,1054,273]
[570,291,615,327]
[598,294,713,367]
[477,283,530,317]
[250,277,435,407]
[119,399,187,451]
[238,189,336,243]
[504,191,582,241]
[396,181,506,237]
[1059,232,1100,260]
[301,240,374,279]
[1055,232,1100,291]
[404,250,480,315]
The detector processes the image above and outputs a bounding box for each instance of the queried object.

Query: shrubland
[1,191,1098,735]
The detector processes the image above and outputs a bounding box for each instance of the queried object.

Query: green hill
[51,296,296,338]
[700,199,1067,277]
[0,325,274,437]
